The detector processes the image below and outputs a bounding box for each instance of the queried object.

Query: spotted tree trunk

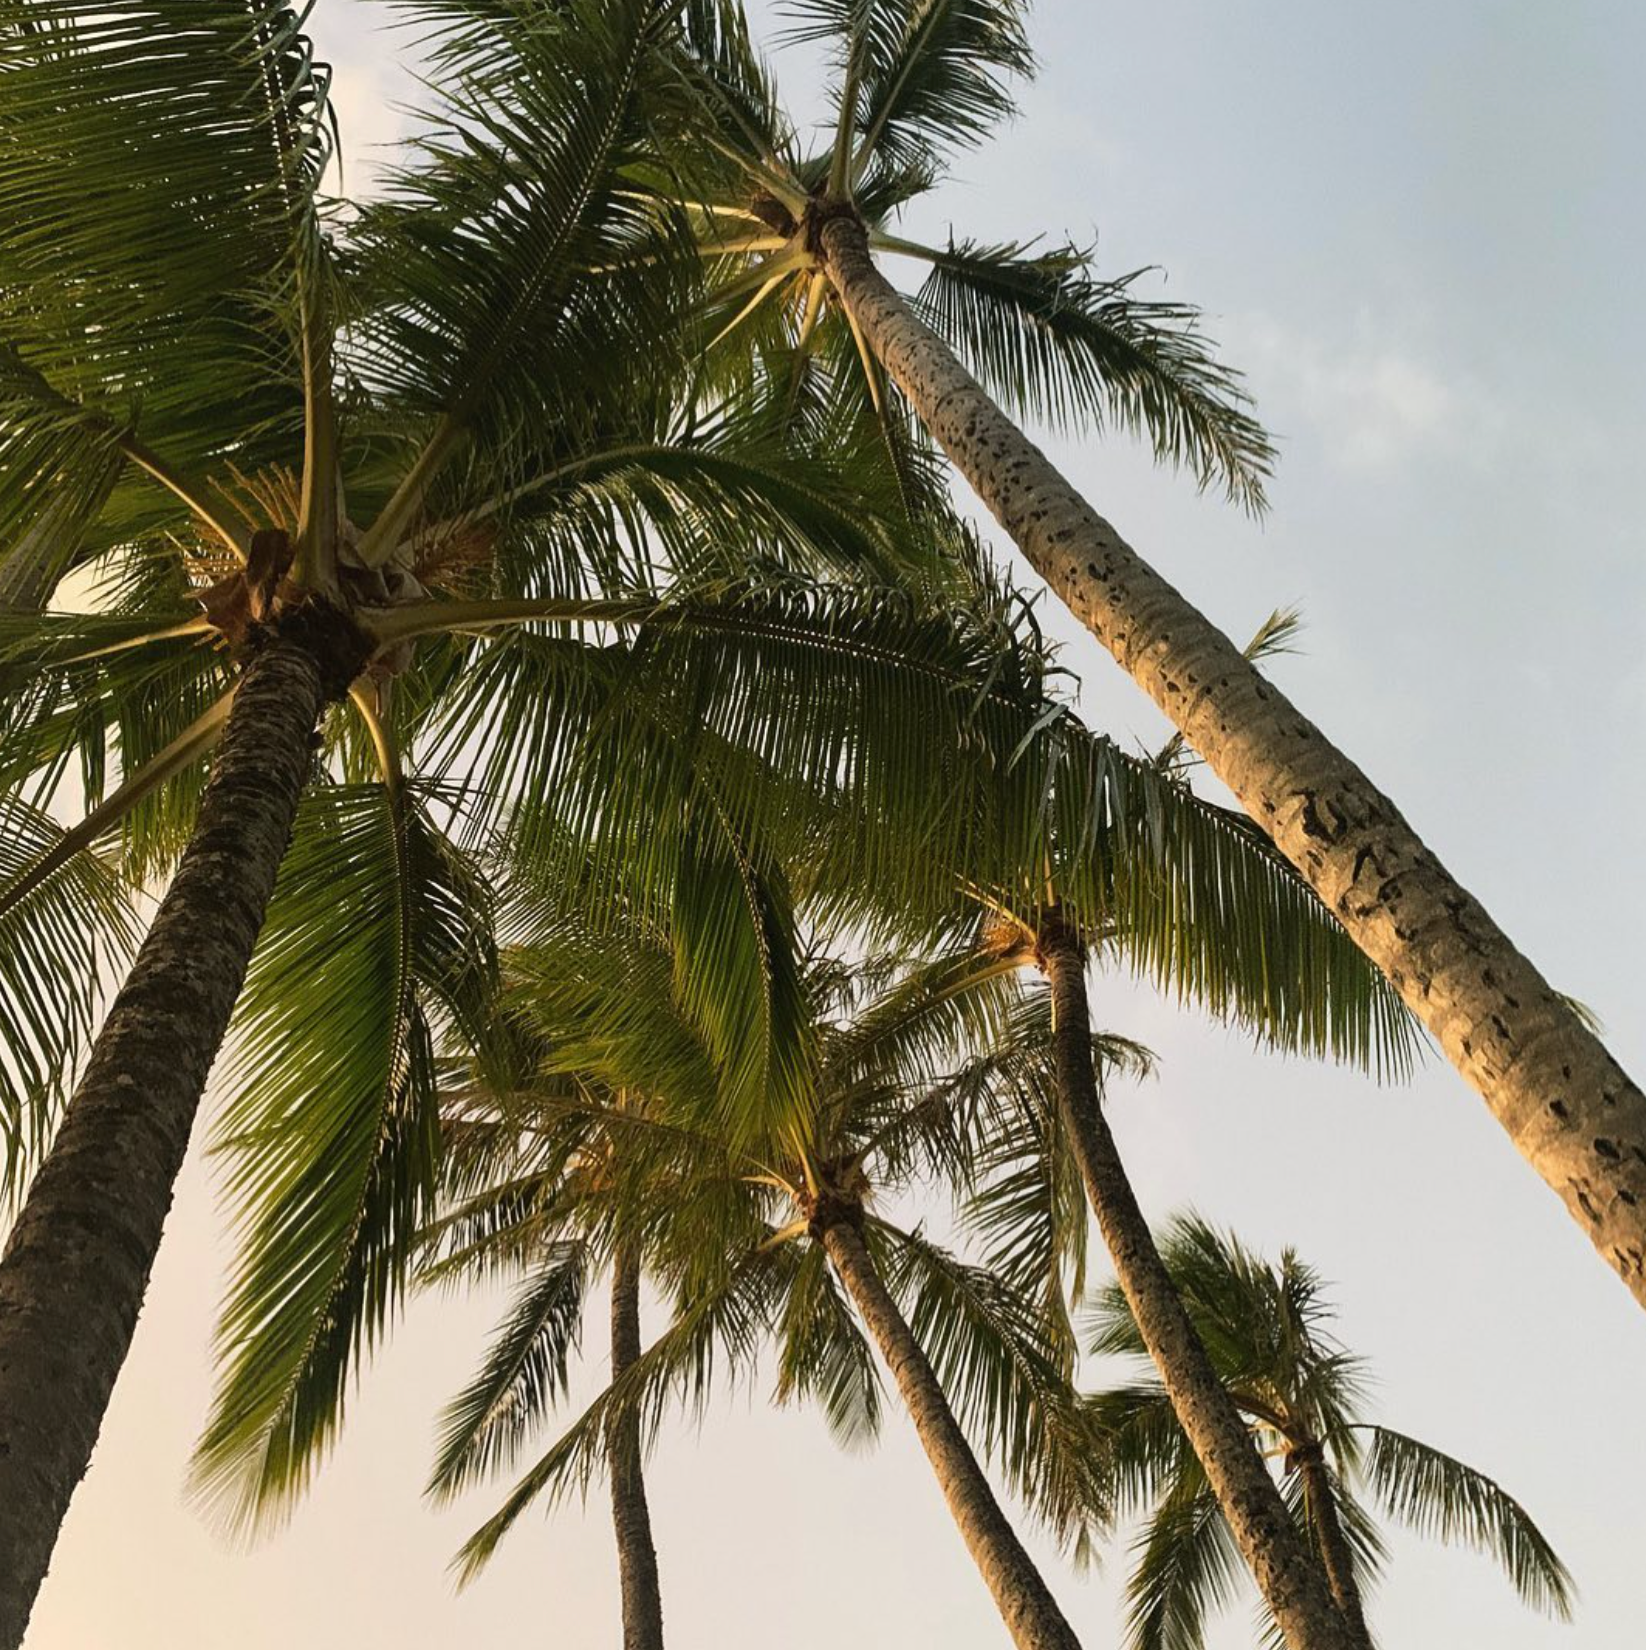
[816,1214,1084,1650]
[1038,927,1356,1650]
[607,1240,665,1650]
[819,210,1646,1310]
[0,627,346,1648]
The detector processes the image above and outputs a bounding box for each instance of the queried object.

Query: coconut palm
[1088,1216,1574,1649]
[807,601,1416,1650]
[954,613,1405,1650]
[421,1067,668,1650]
[667,0,1646,1310]
[431,906,1125,1650]
[0,3,1099,1634]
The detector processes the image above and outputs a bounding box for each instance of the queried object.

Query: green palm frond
[1124,1476,1243,1650]
[668,806,815,1149]
[191,784,497,1534]
[454,1243,785,1580]
[961,1023,1152,1355]
[1365,1426,1574,1618]
[0,442,123,611]
[877,1218,1109,1550]
[0,2,326,492]
[1085,1382,1196,1519]
[0,609,208,797]
[0,795,139,1203]
[774,1241,882,1448]
[349,0,702,555]
[899,236,1273,509]
[428,1244,588,1501]
[844,0,1033,180]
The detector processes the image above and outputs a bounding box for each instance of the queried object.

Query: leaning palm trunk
[1036,922,1355,1650]
[816,209,1646,1309]
[814,1211,1083,1650]
[0,617,357,1647]
[1292,1447,1373,1647]
[607,1240,666,1650]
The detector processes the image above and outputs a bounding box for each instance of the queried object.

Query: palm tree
[670,0,1646,1309]
[433,914,1118,1650]
[824,604,1419,1650]
[1088,1216,1574,1649]
[963,615,1408,1650]
[424,1070,668,1650]
[0,4,1092,1633]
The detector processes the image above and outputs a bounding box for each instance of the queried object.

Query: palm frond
[191,784,496,1534]
[0,3,327,481]
[877,1218,1110,1549]
[428,1244,587,1501]
[1364,1426,1574,1618]
[901,235,1274,509]
[846,0,1033,179]
[350,0,702,556]
[0,795,139,1203]
[454,1243,785,1579]
[1123,1476,1244,1650]
[773,1241,882,1448]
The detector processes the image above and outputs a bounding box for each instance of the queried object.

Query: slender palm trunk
[607,1241,665,1650]
[0,616,357,1648]
[815,1213,1084,1650]
[1293,1448,1373,1648]
[817,209,1646,1309]
[1036,924,1353,1650]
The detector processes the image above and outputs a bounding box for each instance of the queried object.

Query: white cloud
[322,4,420,199]
[1226,311,1508,475]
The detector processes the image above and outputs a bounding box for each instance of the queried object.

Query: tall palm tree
[1088,1216,1574,1649]
[0,4,1088,1633]
[435,917,1117,1650]
[958,614,1407,1650]
[814,602,1419,1650]
[670,0,1646,1309]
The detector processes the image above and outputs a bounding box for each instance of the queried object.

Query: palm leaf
[428,1243,588,1500]
[904,235,1273,509]
[773,1240,882,1448]
[1124,1476,1244,1650]
[454,1242,785,1579]
[876,1217,1109,1550]
[191,784,496,1533]
[0,794,139,1203]
[1364,1426,1574,1618]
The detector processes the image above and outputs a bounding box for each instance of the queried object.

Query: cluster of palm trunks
[0,4,1625,1649]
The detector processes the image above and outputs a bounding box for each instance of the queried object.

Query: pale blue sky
[24,3,1646,1646]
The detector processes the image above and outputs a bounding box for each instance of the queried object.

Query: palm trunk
[1293,1448,1373,1648]
[815,1213,1084,1650]
[607,1240,665,1650]
[1036,924,1354,1650]
[818,209,1646,1310]
[0,622,351,1648]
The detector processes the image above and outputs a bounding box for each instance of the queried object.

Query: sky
[22,2,1646,1646]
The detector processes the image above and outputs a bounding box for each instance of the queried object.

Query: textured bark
[1037,928,1354,1650]
[817,1217,1084,1650]
[819,210,1646,1308]
[1294,1449,1373,1648]
[607,1241,665,1650]
[0,633,336,1649]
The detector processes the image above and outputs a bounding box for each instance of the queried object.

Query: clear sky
[23,2,1646,1646]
